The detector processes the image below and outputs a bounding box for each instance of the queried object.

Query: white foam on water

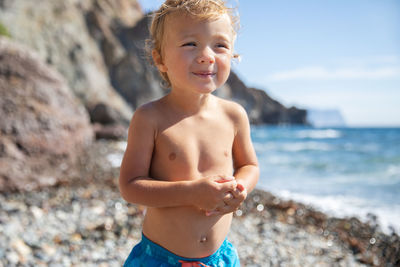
[254,141,334,152]
[265,188,400,234]
[296,129,342,139]
[386,164,400,178]
[279,142,333,152]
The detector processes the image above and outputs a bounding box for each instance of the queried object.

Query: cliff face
[218,72,307,125]
[0,0,140,123]
[0,0,306,126]
[0,37,94,191]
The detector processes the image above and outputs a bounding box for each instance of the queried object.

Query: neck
[167,89,213,115]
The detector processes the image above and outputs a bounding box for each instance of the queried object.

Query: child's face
[155,13,234,94]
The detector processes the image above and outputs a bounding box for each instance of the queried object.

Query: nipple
[168,152,176,161]
[200,235,207,243]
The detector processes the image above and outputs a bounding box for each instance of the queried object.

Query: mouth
[192,71,216,78]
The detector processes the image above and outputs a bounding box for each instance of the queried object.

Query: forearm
[119,176,193,208]
[233,164,259,193]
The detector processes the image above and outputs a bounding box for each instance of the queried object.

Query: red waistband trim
[179,260,211,267]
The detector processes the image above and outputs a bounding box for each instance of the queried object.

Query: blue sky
[138,0,400,126]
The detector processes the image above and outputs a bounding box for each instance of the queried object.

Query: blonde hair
[148,0,240,87]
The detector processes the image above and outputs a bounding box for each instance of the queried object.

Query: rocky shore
[1,140,399,267]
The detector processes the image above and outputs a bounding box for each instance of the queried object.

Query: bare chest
[151,118,235,180]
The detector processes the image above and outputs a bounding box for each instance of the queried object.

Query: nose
[197,47,215,64]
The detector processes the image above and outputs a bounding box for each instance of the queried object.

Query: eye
[182,42,196,47]
[216,43,230,50]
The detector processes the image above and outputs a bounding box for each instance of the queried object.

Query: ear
[152,49,168,73]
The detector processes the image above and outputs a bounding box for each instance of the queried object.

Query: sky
[138,0,400,127]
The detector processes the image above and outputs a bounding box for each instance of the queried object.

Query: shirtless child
[119,0,259,266]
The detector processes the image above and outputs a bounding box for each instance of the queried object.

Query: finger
[222,192,234,203]
[237,183,245,192]
[240,187,248,199]
[231,187,241,198]
[233,182,247,199]
[227,194,246,210]
[205,210,221,216]
[236,189,247,202]
[215,175,235,183]
[217,204,237,214]
[219,180,237,192]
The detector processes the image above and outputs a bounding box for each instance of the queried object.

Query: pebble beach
[1,140,399,266]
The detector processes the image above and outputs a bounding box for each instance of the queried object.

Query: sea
[252,126,400,234]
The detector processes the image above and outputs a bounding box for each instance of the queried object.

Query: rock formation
[0,37,94,191]
[0,0,136,123]
[218,72,308,125]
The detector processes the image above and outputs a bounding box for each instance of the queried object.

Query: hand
[205,182,247,216]
[191,175,237,212]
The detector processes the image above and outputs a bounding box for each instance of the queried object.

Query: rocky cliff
[0,38,94,191]
[0,0,140,124]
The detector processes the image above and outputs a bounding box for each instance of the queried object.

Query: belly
[142,206,233,258]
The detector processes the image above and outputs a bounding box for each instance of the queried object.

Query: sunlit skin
[119,13,259,258]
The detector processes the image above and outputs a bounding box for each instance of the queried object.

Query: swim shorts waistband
[123,232,240,266]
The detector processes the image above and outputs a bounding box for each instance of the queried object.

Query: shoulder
[214,97,250,135]
[132,97,166,120]
[133,101,157,118]
[216,97,248,123]
[129,99,165,132]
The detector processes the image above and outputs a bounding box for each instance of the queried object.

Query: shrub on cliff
[0,22,10,38]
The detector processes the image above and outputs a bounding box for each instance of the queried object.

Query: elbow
[119,175,136,203]
[253,164,260,184]
[119,175,145,204]
[247,163,260,192]
[254,163,260,176]
[118,177,130,203]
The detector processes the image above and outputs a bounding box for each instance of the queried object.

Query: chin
[196,87,217,94]
[193,83,220,94]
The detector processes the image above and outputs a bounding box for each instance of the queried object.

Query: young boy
[119,0,259,266]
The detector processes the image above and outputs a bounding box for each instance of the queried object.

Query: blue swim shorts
[123,233,240,267]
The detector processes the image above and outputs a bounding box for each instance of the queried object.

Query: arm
[119,104,237,210]
[211,104,259,215]
[231,105,259,193]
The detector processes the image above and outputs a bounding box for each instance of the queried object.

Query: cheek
[217,55,232,70]
[166,51,191,68]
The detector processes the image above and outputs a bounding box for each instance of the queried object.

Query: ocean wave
[281,142,334,152]
[262,155,292,164]
[254,141,334,153]
[387,164,400,178]
[296,129,342,139]
[269,189,400,234]
[343,142,381,152]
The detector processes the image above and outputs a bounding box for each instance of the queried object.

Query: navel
[224,150,229,157]
[200,235,207,243]
[168,152,176,161]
